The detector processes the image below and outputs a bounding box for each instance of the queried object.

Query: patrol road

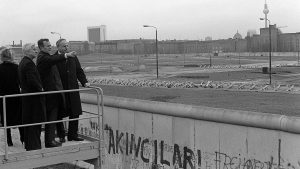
[88,84,300,116]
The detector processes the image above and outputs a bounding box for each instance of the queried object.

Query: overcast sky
[1,0,299,45]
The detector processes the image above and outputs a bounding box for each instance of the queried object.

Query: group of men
[19,38,89,151]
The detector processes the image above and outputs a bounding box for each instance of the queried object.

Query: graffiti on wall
[104,126,284,169]
[78,119,291,169]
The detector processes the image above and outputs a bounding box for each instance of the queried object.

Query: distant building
[87,25,106,43]
[245,24,300,52]
[205,36,212,41]
[9,40,23,60]
[233,31,242,39]
[263,0,269,28]
[247,30,257,37]
[100,25,107,41]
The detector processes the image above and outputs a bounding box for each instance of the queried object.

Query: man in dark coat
[56,39,89,142]
[0,47,23,146]
[36,38,76,148]
[18,43,46,151]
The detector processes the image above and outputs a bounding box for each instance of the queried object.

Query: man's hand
[84,82,91,87]
[66,51,77,57]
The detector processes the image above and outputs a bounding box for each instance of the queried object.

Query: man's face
[28,45,39,59]
[57,40,69,54]
[41,41,51,54]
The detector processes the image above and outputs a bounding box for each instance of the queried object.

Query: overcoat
[18,57,46,124]
[36,51,66,114]
[0,61,21,126]
[56,52,88,117]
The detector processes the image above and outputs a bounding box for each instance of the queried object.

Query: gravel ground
[92,84,300,116]
[83,64,300,116]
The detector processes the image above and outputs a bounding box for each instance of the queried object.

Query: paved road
[91,85,300,116]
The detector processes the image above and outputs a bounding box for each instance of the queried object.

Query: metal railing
[0,86,103,166]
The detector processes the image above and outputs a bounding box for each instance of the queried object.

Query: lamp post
[50,31,62,39]
[234,38,241,67]
[99,43,102,64]
[297,39,299,65]
[209,53,212,67]
[260,18,272,84]
[183,42,186,67]
[210,46,213,67]
[143,25,158,78]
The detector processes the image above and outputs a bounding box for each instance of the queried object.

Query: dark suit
[0,61,23,144]
[36,51,66,144]
[56,52,87,139]
[18,56,46,151]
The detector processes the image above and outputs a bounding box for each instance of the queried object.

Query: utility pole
[260,17,272,84]
[296,39,299,65]
[143,25,159,78]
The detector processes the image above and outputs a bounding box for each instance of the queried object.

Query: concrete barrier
[80,93,300,169]
[217,52,300,57]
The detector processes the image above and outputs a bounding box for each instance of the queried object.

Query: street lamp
[143,25,158,78]
[234,38,241,68]
[260,18,272,84]
[296,39,299,65]
[50,31,62,39]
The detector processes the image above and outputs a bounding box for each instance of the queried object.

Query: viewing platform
[0,129,100,169]
[0,87,103,169]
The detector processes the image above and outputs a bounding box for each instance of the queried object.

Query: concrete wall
[117,42,135,54]
[69,41,91,55]
[95,42,117,54]
[218,52,300,57]
[80,94,300,169]
[278,33,300,52]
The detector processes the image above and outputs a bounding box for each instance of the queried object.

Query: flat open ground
[78,53,300,116]
[94,85,300,116]
[81,53,300,84]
